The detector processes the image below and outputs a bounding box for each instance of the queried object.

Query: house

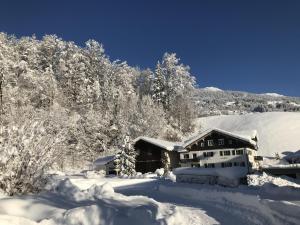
[175,128,260,185]
[134,128,262,184]
[134,136,181,173]
[93,155,117,175]
[179,128,259,172]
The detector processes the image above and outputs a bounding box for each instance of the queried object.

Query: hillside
[196,112,300,157]
[193,88,300,117]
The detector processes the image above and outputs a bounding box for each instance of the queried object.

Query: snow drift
[0,178,184,225]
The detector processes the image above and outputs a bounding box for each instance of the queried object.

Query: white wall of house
[179,148,259,172]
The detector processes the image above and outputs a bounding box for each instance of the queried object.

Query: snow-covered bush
[0,111,67,195]
[155,168,164,177]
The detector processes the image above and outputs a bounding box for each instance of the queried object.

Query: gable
[184,130,257,151]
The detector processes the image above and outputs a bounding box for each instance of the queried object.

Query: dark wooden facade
[134,140,179,173]
[186,131,256,152]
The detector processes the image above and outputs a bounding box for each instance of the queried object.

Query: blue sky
[1,0,300,96]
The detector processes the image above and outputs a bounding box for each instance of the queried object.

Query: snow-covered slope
[196,112,300,157]
[201,86,223,92]
[263,93,285,98]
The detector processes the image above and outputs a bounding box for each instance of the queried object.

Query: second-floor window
[184,154,189,159]
[207,140,214,146]
[193,153,197,159]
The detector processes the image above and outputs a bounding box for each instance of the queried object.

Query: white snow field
[0,173,299,225]
[196,112,300,157]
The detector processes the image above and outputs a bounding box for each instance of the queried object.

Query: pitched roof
[134,136,182,151]
[93,155,116,166]
[182,128,258,148]
[134,128,258,152]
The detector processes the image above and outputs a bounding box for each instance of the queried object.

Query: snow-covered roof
[93,155,116,166]
[182,128,258,148]
[134,136,181,151]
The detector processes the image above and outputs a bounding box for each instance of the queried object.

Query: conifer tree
[115,135,136,176]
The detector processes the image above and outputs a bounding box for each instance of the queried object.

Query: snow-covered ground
[196,112,300,157]
[0,172,299,225]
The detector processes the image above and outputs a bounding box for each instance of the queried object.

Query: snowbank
[84,170,106,179]
[158,184,300,225]
[247,172,300,188]
[0,178,184,225]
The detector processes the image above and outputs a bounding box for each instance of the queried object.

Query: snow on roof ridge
[134,136,180,151]
[94,155,116,165]
[183,127,257,148]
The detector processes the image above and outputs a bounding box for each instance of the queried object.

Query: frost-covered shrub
[0,111,67,195]
[155,168,164,177]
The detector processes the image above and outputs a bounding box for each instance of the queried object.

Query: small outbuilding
[93,155,117,175]
[134,137,181,174]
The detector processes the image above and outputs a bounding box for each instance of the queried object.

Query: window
[224,150,231,156]
[232,150,236,155]
[200,141,205,147]
[207,163,215,168]
[240,162,246,167]
[193,153,197,159]
[228,140,233,145]
[204,152,214,157]
[236,150,244,155]
[220,151,223,156]
[207,140,214,146]
[184,154,189,159]
[233,162,238,167]
[218,139,224,146]
[192,164,200,168]
[222,162,233,168]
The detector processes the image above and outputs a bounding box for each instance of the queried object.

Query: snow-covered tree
[152,53,197,136]
[115,136,136,176]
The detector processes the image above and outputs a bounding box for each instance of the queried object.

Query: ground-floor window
[204,152,214,157]
[236,149,244,155]
[192,164,200,168]
[221,162,232,167]
[204,163,215,168]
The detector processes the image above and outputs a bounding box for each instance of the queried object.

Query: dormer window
[200,141,205,147]
[207,140,214,146]
[218,139,224,146]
